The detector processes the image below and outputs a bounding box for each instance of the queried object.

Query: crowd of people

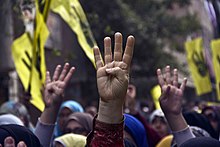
[0,32,220,147]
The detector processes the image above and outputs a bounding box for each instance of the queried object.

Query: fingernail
[5,137,13,144]
[106,68,111,72]
[17,141,26,147]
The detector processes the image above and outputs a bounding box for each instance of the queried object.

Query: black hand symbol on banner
[217,55,220,65]
[21,39,43,87]
[22,51,32,71]
[192,51,208,77]
[36,37,42,80]
[71,5,96,48]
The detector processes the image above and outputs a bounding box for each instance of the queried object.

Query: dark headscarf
[124,114,148,147]
[183,111,218,139]
[0,124,41,147]
[180,137,220,147]
[65,112,93,135]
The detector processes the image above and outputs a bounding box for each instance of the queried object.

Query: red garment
[87,116,124,147]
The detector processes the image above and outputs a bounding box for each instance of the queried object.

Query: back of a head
[0,114,24,126]
[124,114,148,147]
[54,133,86,147]
[180,137,220,147]
[0,101,29,119]
[0,124,41,147]
[183,111,218,139]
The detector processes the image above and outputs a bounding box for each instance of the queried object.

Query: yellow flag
[50,0,96,66]
[211,39,220,100]
[151,85,161,110]
[185,38,212,95]
[11,0,49,111]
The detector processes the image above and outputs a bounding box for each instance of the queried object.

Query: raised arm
[95,33,134,124]
[34,63,75,147]
[87,32,135,146]
[157,66,195,146]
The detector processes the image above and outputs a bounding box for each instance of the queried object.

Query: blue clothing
[124,114,149,147]
[54,100,84,137]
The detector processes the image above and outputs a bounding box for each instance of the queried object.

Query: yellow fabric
[11,0,50,111]
[151,85,161,109]
[185,38,212,95]
[50,0,97,67]
[54,133,86,147]
[211,39,220,100]
[156,135,173,147]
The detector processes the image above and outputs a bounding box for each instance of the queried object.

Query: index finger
[94,46,104,69]
[63,67,76,86]
[122,35,135,68]
[46,71,51,85]
[52,65,61,81]
[157,69,165,87]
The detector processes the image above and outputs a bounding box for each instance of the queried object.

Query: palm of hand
[97,63,128,102]
[44,81,65,107]
[43,63,75,107]
[160,85,183,115]
[94,33,134,103]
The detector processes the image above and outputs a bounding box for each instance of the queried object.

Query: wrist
[97,99,124,124]
[165,113,188,132]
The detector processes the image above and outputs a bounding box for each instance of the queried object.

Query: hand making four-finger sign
[157,65,187,116]
[94,32,135,104]
[44,63,75,107]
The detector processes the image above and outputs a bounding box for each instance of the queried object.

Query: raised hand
[44,63,75,107]
[157,65,187,115]
[94,32,135,104]
[157,65,188,131]
[94,32,135,123]
[0,137,26,147]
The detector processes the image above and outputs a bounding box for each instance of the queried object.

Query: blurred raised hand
[0,137,26,147]
[157,65,188,131]
[44,63,75,107]
[39,63,75,124]
[157,66,187,116]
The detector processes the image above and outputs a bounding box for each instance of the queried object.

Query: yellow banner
[151,85,161,110]
[11,0,49,111]
[51,0,96,66]
[11,32,47,112]
[211,39,220,100]
[185,38,212,95]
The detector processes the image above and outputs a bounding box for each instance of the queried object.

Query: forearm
[97,100,123,124]
[165,113,188,132]
[172,126,195,146]
[34,118,55,147]
[40,103,61,124]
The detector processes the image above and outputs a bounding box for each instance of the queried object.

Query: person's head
[85,106,97,117]
[124,114,148,147]
[183,111,218,139]
[54,133,86,147]
[150,109,169,138]
[64,112,93,136]
[0,101,31,128]
[202,106,220,132]
[0,114,24,126]
[55,100,84,137]
[180,137,220,147]
[0,124,41,147]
